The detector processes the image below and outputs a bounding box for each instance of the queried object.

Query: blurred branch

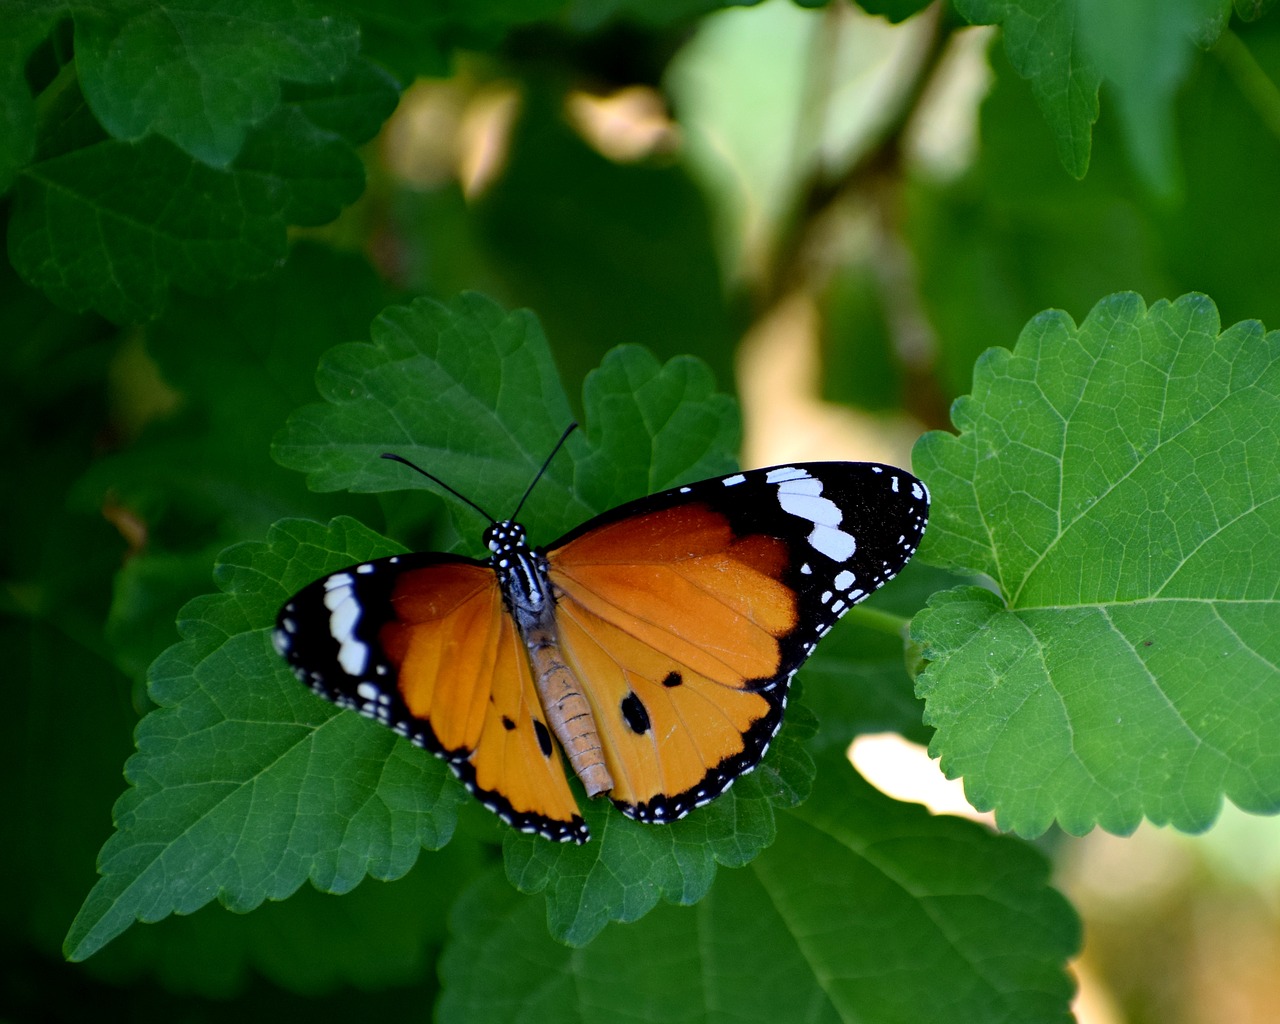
[763,3,953,304]
[760,2,957,429]
[1213,28,1280,142]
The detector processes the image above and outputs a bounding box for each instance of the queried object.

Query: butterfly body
[275,461,929,843]
[483,519,613,799]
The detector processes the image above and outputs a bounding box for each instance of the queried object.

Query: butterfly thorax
[484,520,552,626]
[484,519,614,798]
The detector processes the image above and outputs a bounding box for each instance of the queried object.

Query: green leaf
[272,291,583,523]
[913,292,1280,836]
[272,292,740,543]
[9,60,397,322]
[440,760,1079,1024]
[1075,0,1224,197]
[956,0,1229,187]
[855,0,936,21]
[64,517,468,963]
[953,0,1102,178]
[91,839,483,997]
[74,0,360,167]
[565,0,766,27]
[1235,0,1279,19]
[0,1,60,191]
[502,706,816,947]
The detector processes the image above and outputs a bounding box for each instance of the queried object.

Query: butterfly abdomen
[523,629,613,796]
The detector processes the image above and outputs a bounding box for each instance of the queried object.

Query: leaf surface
[913,292,1280,835]
[440,758,1079,1024]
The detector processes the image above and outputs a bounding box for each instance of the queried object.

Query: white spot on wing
[323,573,370,676]
[780,488,841,526]
[834,570,856,591]
[808,523,856,561]
[722,474,747,487]
[766,469,858,562]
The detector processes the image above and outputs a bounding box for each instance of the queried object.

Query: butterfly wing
[544,462,929,823]
[275,553,587,842]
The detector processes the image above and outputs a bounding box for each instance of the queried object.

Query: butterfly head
[484,520,531,564]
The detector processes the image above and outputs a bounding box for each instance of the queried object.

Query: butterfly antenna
[380,453,496,523]
[510,422,578,522]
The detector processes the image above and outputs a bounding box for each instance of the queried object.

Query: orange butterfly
[274,431,929,842]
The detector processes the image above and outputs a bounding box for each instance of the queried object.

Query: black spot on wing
[661,671,682,688]
[501,715,516,731]
[620,692,651,735]
[533,718,554,758]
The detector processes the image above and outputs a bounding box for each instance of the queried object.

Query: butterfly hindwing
[275,553,587,842]
[545,462,929,823]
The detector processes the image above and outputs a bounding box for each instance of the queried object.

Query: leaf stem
[1213,29,1280,143]
[34,48,80,118]
[846,602,912,638]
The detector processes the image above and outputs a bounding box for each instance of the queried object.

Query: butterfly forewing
[544,462,929,823]
[275,553,587,842]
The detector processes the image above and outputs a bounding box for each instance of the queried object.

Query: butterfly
[274,429,929,843]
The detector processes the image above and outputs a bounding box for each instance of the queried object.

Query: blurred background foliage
[4,1,1280,1021]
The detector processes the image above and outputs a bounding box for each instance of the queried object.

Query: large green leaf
[955,0,1227,184]
[0,0,60,190]
[74,0,360,167]
[440,758,1079,1024]
[271,292,740,541]
[953,0,1103,177]
[8,50,397,322]
[913,292,1280,836]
